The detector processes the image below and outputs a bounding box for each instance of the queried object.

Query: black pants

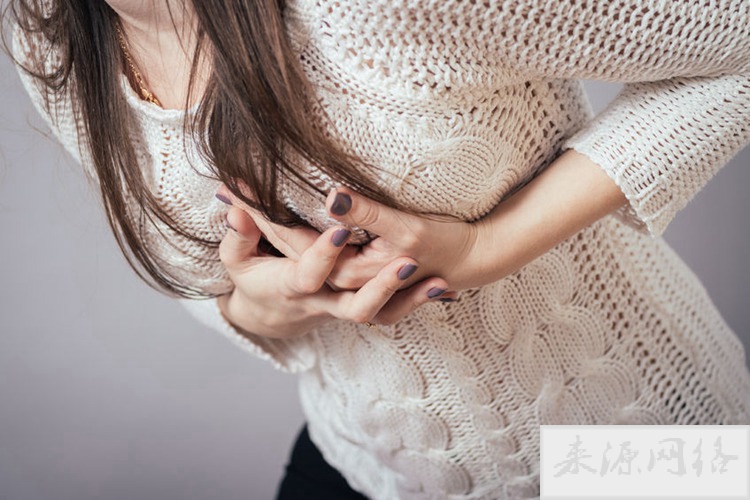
[276,425,369,499]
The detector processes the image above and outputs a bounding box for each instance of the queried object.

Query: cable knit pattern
[13,1,750,498]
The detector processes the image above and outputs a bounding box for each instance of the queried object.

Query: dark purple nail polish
[330,193,352,216]
[397,263,418,281]
[439,297,456,303]
[216,193,232,205]
[427,287,446,299]
[331,228,351,247]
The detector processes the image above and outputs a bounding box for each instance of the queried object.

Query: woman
[6,0,750,498]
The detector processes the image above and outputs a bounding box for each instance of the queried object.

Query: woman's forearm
[469,148,629,285]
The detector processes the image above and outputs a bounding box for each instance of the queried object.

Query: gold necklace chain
[115,23,163,108]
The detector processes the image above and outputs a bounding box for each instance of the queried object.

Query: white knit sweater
[14,1,750,498]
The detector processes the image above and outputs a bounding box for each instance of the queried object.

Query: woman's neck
[106,0,208,110]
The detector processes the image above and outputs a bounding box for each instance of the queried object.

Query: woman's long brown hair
[2,0,400,298]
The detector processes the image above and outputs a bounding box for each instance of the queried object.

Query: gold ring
[365,322,376,328]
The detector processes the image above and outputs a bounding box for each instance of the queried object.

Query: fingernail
[216,193,233,205]
[427,287,446,298]
[439,297,456,303]
[331,228,351,247]
[224,214,236,231]
[330,192,352,216]
[397,263,418,281]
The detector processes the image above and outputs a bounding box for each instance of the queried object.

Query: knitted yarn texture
[13,0,750,498]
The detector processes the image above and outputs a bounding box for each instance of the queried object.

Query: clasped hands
[215,185,491,339]
[212,149,631,339]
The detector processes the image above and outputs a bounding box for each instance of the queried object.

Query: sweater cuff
[562,74,750,238]
[179,297,317,374]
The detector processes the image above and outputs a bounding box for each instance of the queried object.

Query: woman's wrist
[216,291,249,333]
[466,149,628,288]
[217,287,329,339]
[217,291,275,338]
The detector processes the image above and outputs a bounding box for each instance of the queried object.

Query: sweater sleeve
[493,0,750,237]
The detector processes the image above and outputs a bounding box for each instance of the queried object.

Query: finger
[284,226,352,295]
[316,258,420,324]
[217,184,318,260]
[305,282,458,327]
[257,220,319,262]
[325,240,395,290]
[219,207,262,269]
[326,187,424,247]
[372,277,453,325]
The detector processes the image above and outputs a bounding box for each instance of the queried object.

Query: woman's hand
[216,206,456,338]
[216,185,484,293]
[321,187,484,291]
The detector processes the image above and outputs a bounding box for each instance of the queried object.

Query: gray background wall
[1,48,749,500]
